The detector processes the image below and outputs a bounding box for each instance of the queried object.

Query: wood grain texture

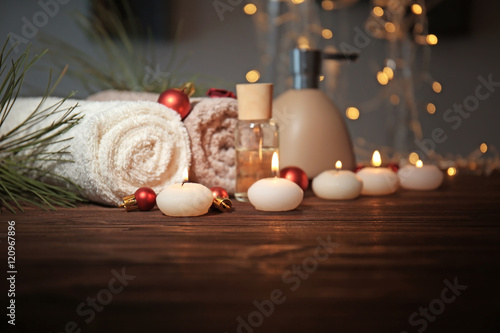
[2,175,500,333]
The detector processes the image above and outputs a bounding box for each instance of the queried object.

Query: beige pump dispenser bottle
[273,48,355,178]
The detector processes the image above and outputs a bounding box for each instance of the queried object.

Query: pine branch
[0,38,85,213]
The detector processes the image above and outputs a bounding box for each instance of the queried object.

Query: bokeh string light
[246,0,498,175]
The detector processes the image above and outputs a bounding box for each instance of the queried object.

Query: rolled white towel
[2,97,191,206]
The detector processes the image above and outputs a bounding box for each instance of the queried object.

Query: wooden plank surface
[2,175,500,332]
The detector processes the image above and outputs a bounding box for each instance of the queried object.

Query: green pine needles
[0,39,84,213]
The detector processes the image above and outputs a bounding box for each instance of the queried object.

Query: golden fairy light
[291,0,304,4]
[322,29,333,39]
[246,70,260,83]
[322,0,335,10]
[480,143,488,153]
[447,167,457,177]
[427,103,436,114]
[377,71,389,85]
[243,3,257,15]
[409,152,419,164]
[346,107,360,120]
[385,22,396,33]
[335,160,342,170]
[373,6,384,17]
[432,81,442,93]
[390,94,400,105]
[297,36,310,49]
[416,160,423,168]
[383,66,394,80]
[426,34,438,45]
[371,150,382,167]
[411,4,423,15]
[319,75,325,81]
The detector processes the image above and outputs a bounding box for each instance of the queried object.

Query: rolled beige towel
[88,90,238,194]
[2,97,190,206]
[183,97,238,193]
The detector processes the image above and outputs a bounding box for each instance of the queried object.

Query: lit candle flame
[416,160,423,168]
[335,160,342,170]
[272,151,279,177]
[371,150,382,167]
[182,167,189,183]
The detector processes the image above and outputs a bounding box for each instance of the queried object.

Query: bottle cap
[236,83,273,120]
[291,48,322,89]
[119,194,139,212]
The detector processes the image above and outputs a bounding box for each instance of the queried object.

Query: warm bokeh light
[426,34,438,45]
[243,3,257,15]
[377,71,389,85]
[371,150,382,167]
[427,102,436,114]
[297,36,310,49]
[432,81,442,93]
[322,0,335,10]
[416,160,423,168]
[272,151,279,176]
[385,22,396,33]
[447,167,457,177]
[336,160,342,170]
[480,143,488,153]
[182,167,189,182]
[319,75,325,81]
[409,152,419,164]
[291,0,304,4]
[386,58,396,70]
[390,94,400,105]
[246,70,260,83]
[346,107,360,120]
[383,66,394,79]
[322,28,333,39]
[411,4,423,15]
[373,6,384,17]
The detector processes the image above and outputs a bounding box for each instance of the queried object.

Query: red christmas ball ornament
[387,162,399,173]
[119,187,157,211]
[210,186,229,199]
[280,166,309,191]
[134,187,157,211]
[158,82,195,120]
[158,89,191,119]
[354,164,365,173]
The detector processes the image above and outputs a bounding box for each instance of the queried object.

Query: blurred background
[1,0,499,162]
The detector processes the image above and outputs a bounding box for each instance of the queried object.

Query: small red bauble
[387,162,399,173]
[158,89,191,119]
[280,166,309,191]
[354,164,365,173]
[134,187,157,211]
[210,186,229,199]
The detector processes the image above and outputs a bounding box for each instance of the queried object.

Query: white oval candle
[312,161,363,200]
[156,168,213,217]
[398,160,444,190]
[357,150,399,196]
[248,152,303,211]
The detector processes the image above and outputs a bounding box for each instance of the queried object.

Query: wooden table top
[2,174,500,333]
